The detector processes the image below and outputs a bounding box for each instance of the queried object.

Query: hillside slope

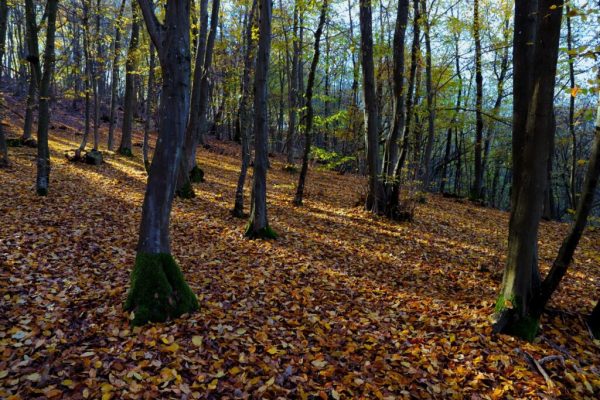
[1,101,599,399]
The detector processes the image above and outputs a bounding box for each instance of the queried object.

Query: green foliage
[125,253,199,326]
[310,147,356,173]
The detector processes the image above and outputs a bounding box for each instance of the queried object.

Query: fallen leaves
[0,99,599,399]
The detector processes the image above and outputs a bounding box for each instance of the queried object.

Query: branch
[137,0,162,52]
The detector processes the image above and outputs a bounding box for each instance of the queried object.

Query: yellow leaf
[571,86,580,97]
[26,372,41,382]
[164,343,180,353]
[311,359,328,369]
[267,346,278,355]
[192,336,203,347]
[208,379,218,390]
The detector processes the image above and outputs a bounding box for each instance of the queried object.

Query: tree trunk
[380,0,408,218]
[0,0,8,167]
[125,0,198,327]
[472,0,484,200]
[35,0,59,195]
[143,43,156,172]
[566,6,577,209]
[232,0,257,218]
[119,2,140,156]
[494,0,563,341]
[293,0,328,206]
[176,0,220,198]
[359,0,385,214]
[285,3,300,166]
[535,76,600,319]
[92,0,101,151]
[420,0,435,191]
[245,0,276,239]
[107,0,126,151]
[398,0,420,177]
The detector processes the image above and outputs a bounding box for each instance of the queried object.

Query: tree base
[189,166,205,183]
[231,208,248,219]
[118,147,133,157]
[124,253,199,326]
[85,150,104,165]
[493,295,540,342]
[244,223,278,240]
[175,181,196,199]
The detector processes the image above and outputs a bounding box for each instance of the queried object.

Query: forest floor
[1,97,600,400]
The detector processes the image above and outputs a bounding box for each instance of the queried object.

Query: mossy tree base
[282,164,298,173]
[493,294,540,342]
[231,208,248,219]
[118,148,133,157]
[189,166,205,183]
[244,223,278,240]
[124,253,199,326]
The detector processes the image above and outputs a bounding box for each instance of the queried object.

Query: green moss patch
[189,166,205,183]
[244,223,278,240]
[124,253,199,326]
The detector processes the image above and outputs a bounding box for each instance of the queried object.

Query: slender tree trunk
[286,3,300,166]
[472,0,484,200]
[119,2,140,156]
[0,0,8,167]
[35,0,59,195]
[398,0,420,176]
[22,69,37,143]
[535,72,600,320]
[360,0,385,214]
[420,0,435,190]
[108,0,126,151]
[176,0,220,197]
[143,44,156,172]
[125,0,198,326]
[92,0,101,151]
[78,2,92,156]
[245,0,276,239]
[232,0,257,218]
[494,0,563,341]
[566,6,578,209]
[380,0,408,218]
[294,0,328,206]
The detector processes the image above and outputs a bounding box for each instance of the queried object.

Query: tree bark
[293,0,328,206]
[143,43,156,172]
[125,0,198,326]
[119,2,140,156]
[472,0,484,200]
[35,0,59,195]
[107,0,126,151]
[494,0,563,340]
[245,0,276,239]
[420,0,435,191]
[285,3,300,166]
[534,74,600,318]
[232,0,257,218]
[0,0,8,167]
[359,0,385,214]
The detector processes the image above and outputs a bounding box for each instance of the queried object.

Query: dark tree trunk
[245,0,276,239]
[420,0,435,191]
[286,3,300,166]
[176,0,220,197]
[494,0,563,341]
[107,0,126,151]
[566,6,577,209]
[534,84,600,319]
[398,0,420,177]
[0,0,8,167]
[232,0,257,218]
[125,0,198,327]
[294,0,328,206]
[472,0,484,200]
[34,0,59,195]
[119,2,140,156]
[380,0,408,218]
[143,44,156,172]
[359,0,385,214]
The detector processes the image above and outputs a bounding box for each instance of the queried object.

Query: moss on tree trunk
[125,253,198,326]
